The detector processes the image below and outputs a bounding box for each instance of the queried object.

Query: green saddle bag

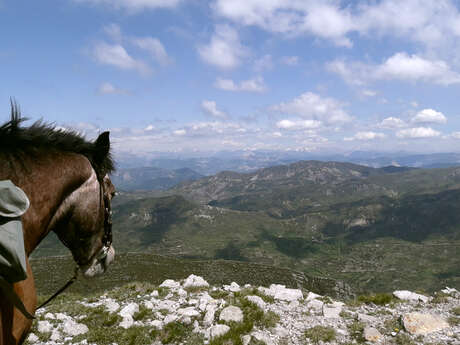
[0,180,29,283]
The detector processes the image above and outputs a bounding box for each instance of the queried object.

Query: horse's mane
[0,102,115,176]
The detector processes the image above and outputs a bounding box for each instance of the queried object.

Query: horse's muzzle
[80,245,115,278]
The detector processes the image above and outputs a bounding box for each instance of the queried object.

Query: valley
[33,160,460,294]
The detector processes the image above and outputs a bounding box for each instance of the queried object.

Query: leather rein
[35,176,113,313]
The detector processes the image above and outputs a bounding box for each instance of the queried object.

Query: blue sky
[3,0,460,157]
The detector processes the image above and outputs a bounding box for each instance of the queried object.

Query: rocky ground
[26,275,460,345]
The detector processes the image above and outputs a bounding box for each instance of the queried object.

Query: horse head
[52,132,116,278]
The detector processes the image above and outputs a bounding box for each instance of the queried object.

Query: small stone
[219,306,244,323]
[210,324,230,339]
[164,314,177,324]
[151,320,163,329]
[204,305,216,326]
[402,312,449,335]
[178,288,188,297]
[178,307,200,317]
[119,316,134,329]
[44,312,55,319]
[184,275,209,289]
[224,282,241,292]
[143,300,154,310]
[119,303,139,318]
[307,299,324,312]
[242,334,252,345]
[27,333,39,343]
[246,295,266,309]
[50,329,61,341]
[37,320,53,333]
[358,313,379,323]
[306,292,322,301]
[160,279,180,289]
[323,302,343,318]
[104,299,120,313]
[363,326,383,342]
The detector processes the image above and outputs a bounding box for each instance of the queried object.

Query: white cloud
[97,82,128,95]
[173,129,186,136]
[280,56,299,66]
[271,91,352,125]
[361,89,377,97]
[197,25,248,69]
[354,131,385,140]
[213,1,354,47]
[74,0,181,11]
[375,53,460,85]
[132,37,171,65]
[103,23,123,42]
[328,53,460,85]
[254,54,273,72]
[411,108,447,124]
[93,42,150,75]
[276,119,322,130]
[396,127,441,138]
[212,0,460,51]
[450,132,460,139]
[201,100,228,119]
[144,124,155,131]
[215,77,266,92]
[378,117,407,129]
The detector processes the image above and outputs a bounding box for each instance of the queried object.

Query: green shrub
[357,293,394,305]
[304,325,336,344]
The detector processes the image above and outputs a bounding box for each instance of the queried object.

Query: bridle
[37,174,113,312]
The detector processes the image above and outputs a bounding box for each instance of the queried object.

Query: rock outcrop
[26,276,460,345]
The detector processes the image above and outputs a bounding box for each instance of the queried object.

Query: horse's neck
[15,153,94,255]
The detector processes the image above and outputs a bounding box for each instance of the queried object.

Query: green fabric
[0,180,29,217]
[0,180,28,283]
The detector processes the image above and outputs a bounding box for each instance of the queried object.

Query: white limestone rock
[160,279,180,289]
[62,319,89,336]
[27,333,39,343]
[306,292,322,301]
[209,324,230,339]
[393,290,429,303]
[224,282,241,292]
[183,274,209,289]
[150,320,163,329]
[219,306,244,323]
[358,313,379,324]
[402,312,449,335]
[104,298,120,313]
[245,295,266,310]
[143,300,154,310]
[259,284,303,301]
[44,312,55,320]
[307,299,324,312]
[323,302,343,318]
[164,314,178,324]
[50,329,61,341]
[37,320,53,333]
[242,334,252,345]
[204,304,217,326]
[363,326,383,342]
[178,307,200,317]
[119,303,138,318]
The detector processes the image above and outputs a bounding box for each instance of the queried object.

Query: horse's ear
[94,131,110,159]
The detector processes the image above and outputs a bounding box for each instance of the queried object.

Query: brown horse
[0,104,116,344]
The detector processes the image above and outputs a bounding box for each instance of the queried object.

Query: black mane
[0,102,115,176]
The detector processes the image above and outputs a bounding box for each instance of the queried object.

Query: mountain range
[34,160,460,294]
